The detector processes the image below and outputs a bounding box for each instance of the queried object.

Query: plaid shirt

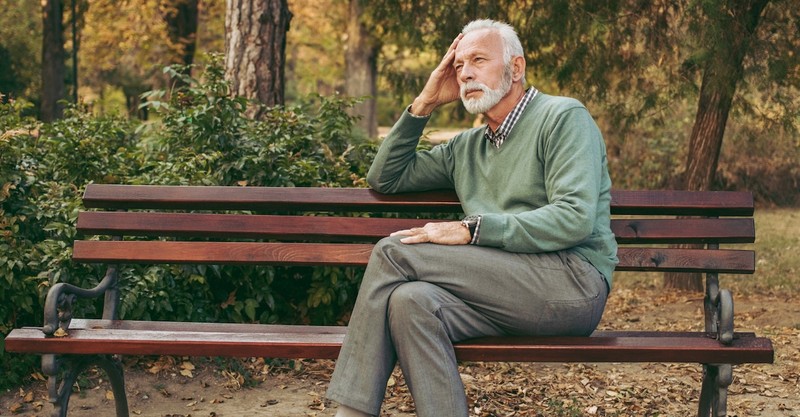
[484,87,538,148]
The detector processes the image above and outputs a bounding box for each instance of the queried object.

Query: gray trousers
[326,236,609,417]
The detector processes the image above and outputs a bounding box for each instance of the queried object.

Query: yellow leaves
[53,327,69,337]
[148,356,176,374]
[8,388,43,414]
[220,290,237,309]
[179,361,195,378]
[1,182,15,200]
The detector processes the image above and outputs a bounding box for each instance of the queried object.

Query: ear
[511,55,526,82]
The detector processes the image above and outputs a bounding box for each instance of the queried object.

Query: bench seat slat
[5,321,773,364]
[77,212,756,244]
[81,185,754,216]
[35,319,758,338]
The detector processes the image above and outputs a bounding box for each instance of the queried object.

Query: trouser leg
[388,281,504,417]
[326,236,608,416]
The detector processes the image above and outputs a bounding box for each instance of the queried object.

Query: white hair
[461,19,524,66]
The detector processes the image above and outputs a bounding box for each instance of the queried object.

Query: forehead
[455,29,503,60]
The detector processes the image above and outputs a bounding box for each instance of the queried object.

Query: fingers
[390,227,429,244]
[389,222,470,246]
[438,33,463,68]
[411,34,464,116]
[449,33,464,51]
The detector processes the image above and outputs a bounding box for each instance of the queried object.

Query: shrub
[0,58,377,389]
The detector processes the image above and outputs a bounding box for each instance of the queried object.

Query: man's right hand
[409,34,463,117]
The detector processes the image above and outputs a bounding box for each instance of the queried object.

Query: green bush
[0,58,377,389]
[1,100,142,388]
[123,57,375,328]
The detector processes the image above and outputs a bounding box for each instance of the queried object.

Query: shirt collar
[484,87,539,148]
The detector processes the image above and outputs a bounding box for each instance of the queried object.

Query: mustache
[460,81,491,98]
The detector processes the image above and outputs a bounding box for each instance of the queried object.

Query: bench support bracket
[42,353,129,417]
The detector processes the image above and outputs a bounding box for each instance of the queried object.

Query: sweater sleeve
[366,108,456,193]
[476,107,606,253]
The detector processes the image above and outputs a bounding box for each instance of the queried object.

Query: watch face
[462,215,480,226]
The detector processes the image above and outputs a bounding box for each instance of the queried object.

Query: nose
[459,63,474,83]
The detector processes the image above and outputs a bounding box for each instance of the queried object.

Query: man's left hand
[390,222,471,245]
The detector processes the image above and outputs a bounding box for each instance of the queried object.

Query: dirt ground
[2,286,799,417]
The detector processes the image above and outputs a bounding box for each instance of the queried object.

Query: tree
[0,0,41,102]
[283,0,346,99]
[161,0,200,84]
[683,0,770,192]
[225,0,292,118]
[345,0,381,137]
[663,0,770,291]
[41,0,66,121]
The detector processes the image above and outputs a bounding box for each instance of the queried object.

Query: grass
[747,207,800,292]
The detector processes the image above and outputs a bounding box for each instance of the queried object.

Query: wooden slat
[610,190,754,216]
[615,247,754,273]
[77,211,443,242]
[72,241,755,273]
[455,334,773,363]
[77,212,755,244]
[82,185,754,216]
[612,218,755,244]
[73,241,374,266]
[82,184,463,212]
[4,320,773,364]
[23,319,764,339]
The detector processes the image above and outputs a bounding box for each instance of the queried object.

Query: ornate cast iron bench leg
[41,264,130,416]
[700,263,735,416]
[698,364,733,417]
[42,354,129,417]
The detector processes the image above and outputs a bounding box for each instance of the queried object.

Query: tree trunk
[345,0,380,138]
[664,0,769,291]
[41,0,66,122]
[224,0,292,119]
[162,0,199,83]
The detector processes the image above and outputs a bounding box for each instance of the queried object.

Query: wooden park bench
[5,184,774,417]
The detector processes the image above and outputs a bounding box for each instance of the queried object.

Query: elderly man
[326,19,618,417]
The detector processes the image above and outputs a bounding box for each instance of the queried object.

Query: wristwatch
[461,215,481,239]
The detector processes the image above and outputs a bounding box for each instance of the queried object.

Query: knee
[387,282,434,332]
[371,236,404,260]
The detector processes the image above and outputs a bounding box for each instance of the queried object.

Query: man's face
[453,29,512,114]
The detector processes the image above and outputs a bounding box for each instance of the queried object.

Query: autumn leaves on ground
[2,283,798,417]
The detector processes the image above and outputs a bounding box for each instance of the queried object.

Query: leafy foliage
[0,59,377,389]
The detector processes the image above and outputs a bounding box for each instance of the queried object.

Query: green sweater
[366,93,618,286]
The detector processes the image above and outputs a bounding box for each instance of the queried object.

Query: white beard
[460,66,513,114]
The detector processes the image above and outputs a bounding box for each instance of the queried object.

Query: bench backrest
[74,184,755,274]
